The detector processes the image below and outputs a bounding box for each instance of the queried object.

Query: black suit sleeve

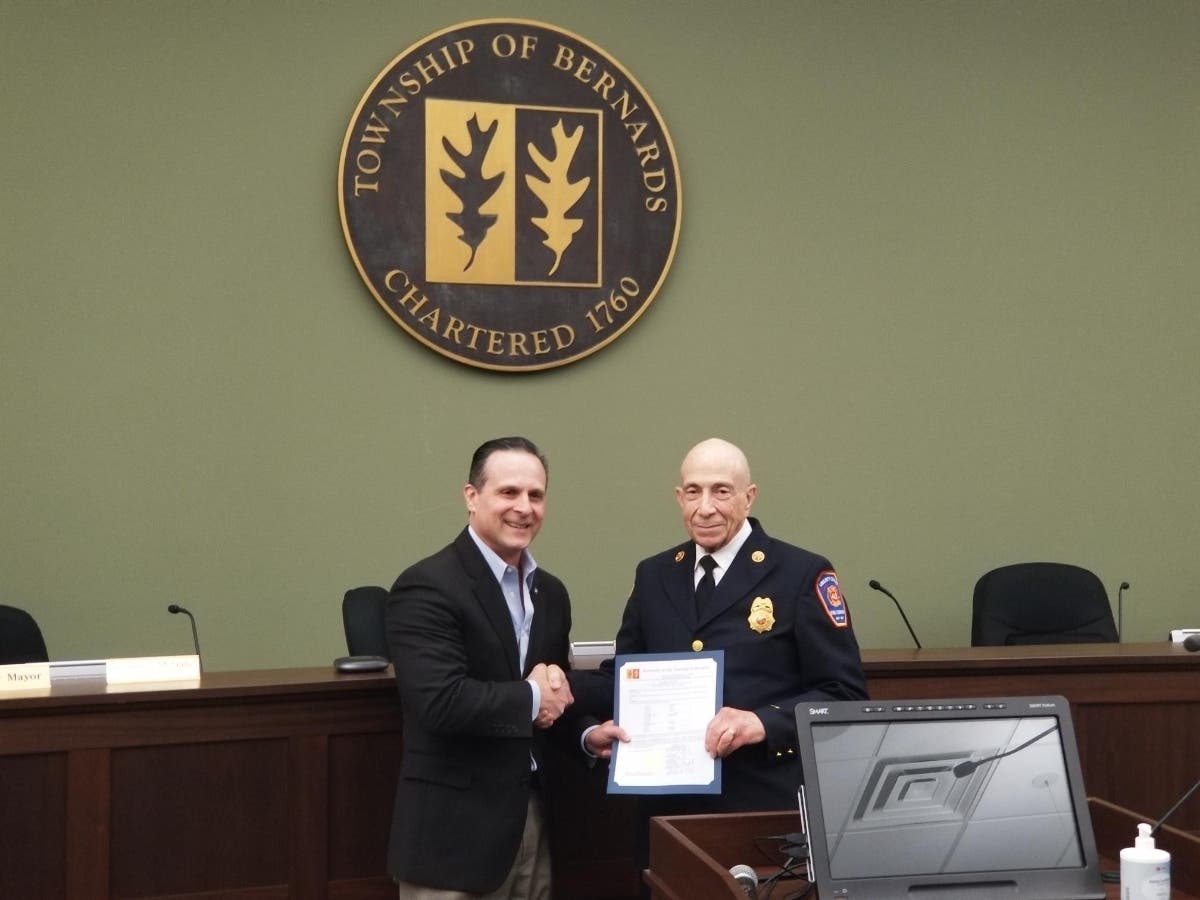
[387,570,534,740]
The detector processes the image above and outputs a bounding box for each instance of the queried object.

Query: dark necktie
[695,555,717,619]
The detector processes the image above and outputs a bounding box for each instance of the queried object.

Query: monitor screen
[795,696,1105,900]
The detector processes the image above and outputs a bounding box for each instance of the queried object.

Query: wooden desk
[0,667,403,900]
[1,644,1195,900]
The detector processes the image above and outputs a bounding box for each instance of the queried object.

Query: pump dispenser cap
[1135,822,1156,849]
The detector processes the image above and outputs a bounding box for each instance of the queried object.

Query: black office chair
[971,562,1118,646]
[0,605,49,664]
[341,586,391,660]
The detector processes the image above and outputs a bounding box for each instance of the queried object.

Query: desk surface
[3,641,1192,705]
[1,664,386,706]
[863,640,1199,670]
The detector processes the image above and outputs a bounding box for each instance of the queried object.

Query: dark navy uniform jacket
[593,517,868,813]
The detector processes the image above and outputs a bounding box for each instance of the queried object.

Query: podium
[646,810,805,899]
[646,802,1200,900]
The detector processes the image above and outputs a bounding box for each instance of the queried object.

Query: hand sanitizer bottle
[1120,822,1170,899]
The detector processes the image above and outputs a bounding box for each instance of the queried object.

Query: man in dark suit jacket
[579,438,868,868]
[386,437,580,899]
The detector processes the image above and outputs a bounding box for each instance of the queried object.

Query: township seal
[338,19,682,371]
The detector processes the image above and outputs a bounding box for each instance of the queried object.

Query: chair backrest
[971,562,1118,646]
[341,586,390,659]
[0,605,49,664]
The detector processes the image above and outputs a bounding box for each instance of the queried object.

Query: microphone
[1117,581,1130,641]
[168,604,203,671]
[728,863,758,898]
[1184,634,1200,652]
[1151,773,1200,835]
[868,580,922,649]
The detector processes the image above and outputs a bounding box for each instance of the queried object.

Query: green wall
[3,1,1197,670]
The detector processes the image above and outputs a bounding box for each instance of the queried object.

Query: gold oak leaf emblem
[525,119,591,276]
[440,114,503,271]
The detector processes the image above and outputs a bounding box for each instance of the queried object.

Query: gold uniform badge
[748,597,775,634]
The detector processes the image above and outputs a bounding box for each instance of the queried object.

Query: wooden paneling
[0,752,67,900]
[66,747,109,900]
[326,731,401,885]
[0,647,1195,899]
[109,740,289,898]
[0,669,399,900]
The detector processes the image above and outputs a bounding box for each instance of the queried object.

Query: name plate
[49,658,107,681]
[106,654,201,685]
[1169,628,1200,643]
[0,662,52,694]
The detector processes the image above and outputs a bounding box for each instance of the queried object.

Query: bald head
[680,438,752,485]
[675,438,757,552]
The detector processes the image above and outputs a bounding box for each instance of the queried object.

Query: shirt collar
[467,525,538,586]
[694,518,753,577]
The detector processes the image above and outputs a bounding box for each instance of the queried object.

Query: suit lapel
[661,543,699,627]
[453,529,521,678]
[700,525,775,626]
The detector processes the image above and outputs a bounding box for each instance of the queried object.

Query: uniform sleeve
[757,565,869,756]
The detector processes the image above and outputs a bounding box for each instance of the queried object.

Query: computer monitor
[794,696,1105,900]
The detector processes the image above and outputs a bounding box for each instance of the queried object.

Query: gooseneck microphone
[868,580,922,649]
[167,604,203,671]
[1151,773,1200,835]
[1117,581,1130,641]
[1184,634,1200,652]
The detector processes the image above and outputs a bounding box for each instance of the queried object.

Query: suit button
[691,639,704,651]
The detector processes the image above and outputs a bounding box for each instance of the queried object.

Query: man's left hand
[704,707,766,758]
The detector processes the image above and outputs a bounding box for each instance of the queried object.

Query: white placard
[0,662,51,694]
[1169,628,1200,643]
[105,654,201,685]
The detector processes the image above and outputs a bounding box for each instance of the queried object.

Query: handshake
[527,662,573,729]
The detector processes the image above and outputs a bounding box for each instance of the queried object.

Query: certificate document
[607,651,724,795]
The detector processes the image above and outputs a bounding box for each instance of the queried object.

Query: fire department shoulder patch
[815,570,849,628]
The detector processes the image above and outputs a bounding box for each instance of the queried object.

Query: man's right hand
[529,662,573,728]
